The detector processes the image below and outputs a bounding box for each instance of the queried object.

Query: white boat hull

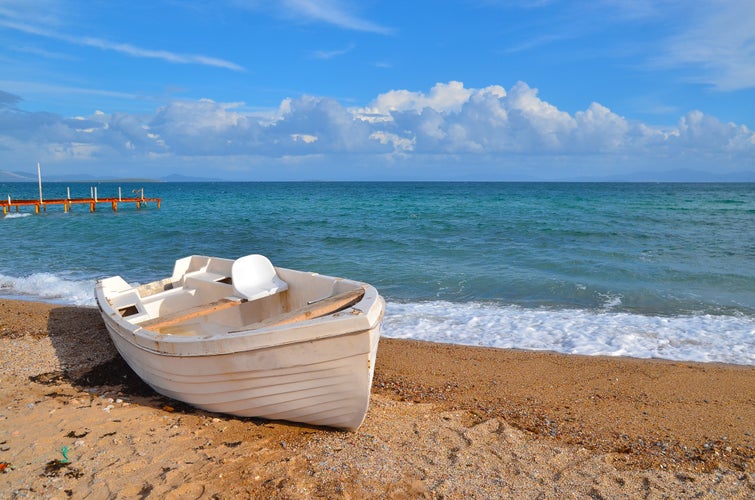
[96,255,384,431]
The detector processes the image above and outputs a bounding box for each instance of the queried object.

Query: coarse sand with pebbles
[1,299,753,498]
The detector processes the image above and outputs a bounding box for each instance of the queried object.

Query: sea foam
[383,301,755,366]
[0,272,96,306]
[1,269,752,366]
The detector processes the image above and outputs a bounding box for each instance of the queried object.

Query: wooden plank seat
[139,296,248,331]
[230,287,366,333]
[139,287,366,335]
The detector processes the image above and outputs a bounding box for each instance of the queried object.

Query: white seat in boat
[231,254,288,301]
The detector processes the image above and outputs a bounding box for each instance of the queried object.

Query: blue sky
[1,0,754,181]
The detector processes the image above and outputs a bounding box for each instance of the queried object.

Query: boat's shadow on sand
[45,305,167,398]
[43,305,319,430]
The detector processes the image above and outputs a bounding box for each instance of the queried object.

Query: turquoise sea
[1,181,753,365]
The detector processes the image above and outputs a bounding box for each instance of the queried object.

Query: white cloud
[502,82,576,150]
[657,0,755,90]
[358,81,477,119]
[149,99,259,155]
[232,0,392,34]
[311,43,355,60]
[0,19,244,71]
[266,95,376,153]
[280,0,392,34]
[573,102,630,151]
[674,110,755,153]
[369,131,414,154]
[291,133,318,143]
[0,0,66,28]
[489,0,755,92]
[85,37,245,71]
[1,81,753,178]
[0,80,139,101]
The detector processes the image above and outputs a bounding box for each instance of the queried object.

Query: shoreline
[1,299,753,497]
[3,293,753,366]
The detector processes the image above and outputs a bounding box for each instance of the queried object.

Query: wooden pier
[1,195,161,215]
[1,163,161,216]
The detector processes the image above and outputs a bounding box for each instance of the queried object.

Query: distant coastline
[1,168,753,183]
[0,170,220,183]
[46,178,164,183]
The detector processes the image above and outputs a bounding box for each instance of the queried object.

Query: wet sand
[1,299,753,498]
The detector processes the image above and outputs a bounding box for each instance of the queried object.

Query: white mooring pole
[37,162,43,203]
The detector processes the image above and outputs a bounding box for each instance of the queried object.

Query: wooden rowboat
[95,254,384,431]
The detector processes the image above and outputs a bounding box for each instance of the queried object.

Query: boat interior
[102,255,366,336]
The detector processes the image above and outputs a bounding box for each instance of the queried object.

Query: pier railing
[2,189,161,215]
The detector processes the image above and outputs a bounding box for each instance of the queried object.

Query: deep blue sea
[2,181,753,365]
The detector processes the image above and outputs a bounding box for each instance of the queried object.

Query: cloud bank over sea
[1,81,753,180]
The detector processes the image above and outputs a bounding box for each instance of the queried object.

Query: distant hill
[159,174,224,182]
[0,170,37,181]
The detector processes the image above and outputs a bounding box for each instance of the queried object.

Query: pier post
[35,204,39,214]
[112,201,118,212]
[90,201,95,212]
[37,162,43,204]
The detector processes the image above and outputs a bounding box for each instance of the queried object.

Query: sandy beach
[1,298,752,498]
